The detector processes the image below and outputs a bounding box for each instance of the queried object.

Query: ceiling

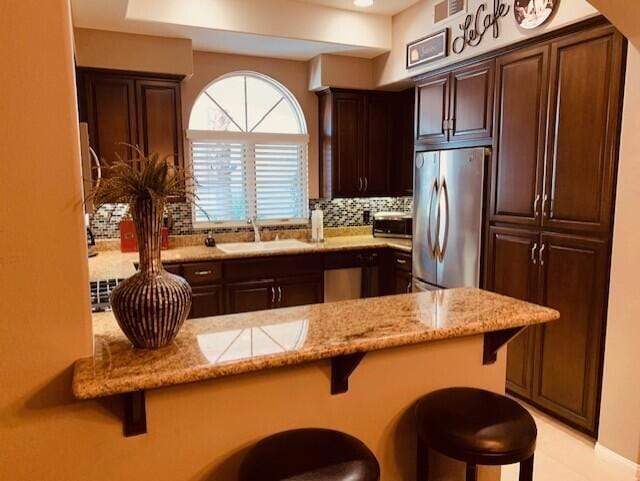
[71,0,408,61]
[297,0,422,15]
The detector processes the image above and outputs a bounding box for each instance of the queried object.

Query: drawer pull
[194,270,212,276]
[396,259,408,265]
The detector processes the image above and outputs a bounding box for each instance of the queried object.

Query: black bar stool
[239,428,380,481]
[415,387,536,481]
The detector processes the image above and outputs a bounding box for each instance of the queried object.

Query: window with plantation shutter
[188,72,309,226]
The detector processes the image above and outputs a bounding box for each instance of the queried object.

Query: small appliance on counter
[373,212,412,239]
[311,208,324,243]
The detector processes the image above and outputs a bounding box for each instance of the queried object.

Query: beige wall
[595,20,640,466]
[309,54,375,91]
[74,28,194,76]
[373,0,598,87]
[181,51,320,198]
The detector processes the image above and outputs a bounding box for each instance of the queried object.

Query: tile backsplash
[89,197,412,240]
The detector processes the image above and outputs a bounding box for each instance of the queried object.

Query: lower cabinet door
[189,285,223,319]
[277,275,324,308]
[532,233,608,435]
[225,280,275,314]
[486,226,540,398]
[393,271,413,294]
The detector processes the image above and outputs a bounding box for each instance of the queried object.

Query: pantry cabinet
[480,22,625,436]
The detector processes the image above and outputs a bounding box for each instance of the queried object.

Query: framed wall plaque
[406,29,449,69]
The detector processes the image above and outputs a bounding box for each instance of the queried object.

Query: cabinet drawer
[392,251,412,272]
[182,262,223,286]
[163,263,182,276]
[224,255,322,282]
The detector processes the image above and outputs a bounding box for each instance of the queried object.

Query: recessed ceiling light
[353,0,374,7]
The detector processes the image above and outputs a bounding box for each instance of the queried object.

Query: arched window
[188,72,309,225]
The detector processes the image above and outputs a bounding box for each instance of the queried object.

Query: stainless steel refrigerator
[412,148,488,291]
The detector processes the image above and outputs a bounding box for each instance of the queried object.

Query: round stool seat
[416,387,536,465]
[239,428,380,481]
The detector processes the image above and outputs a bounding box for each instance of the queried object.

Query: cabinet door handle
[277,286,283,305]
[364,177,368,193]
[542,194,549,218]
[539,243,546,265]
[358,177,363,192]
[194,270,212,276]
[533,194,541,218]
[396,258,408,265]
[531,243,538,265]
[406,281,412,293]
[270,286,276,306]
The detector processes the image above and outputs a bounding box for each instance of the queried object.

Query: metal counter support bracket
[331,353,367,395]
[483,327,526,365]
[123,390,147,437]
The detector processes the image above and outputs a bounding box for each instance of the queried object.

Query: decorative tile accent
[89,197,413,240]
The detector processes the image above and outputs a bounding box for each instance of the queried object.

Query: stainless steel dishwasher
[324,251,380,302]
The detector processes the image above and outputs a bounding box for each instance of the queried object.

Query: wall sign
[452,0,511,54]
[406,29,449,69]
[515,0,559,30]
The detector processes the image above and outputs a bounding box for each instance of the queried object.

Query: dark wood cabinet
[486,226,540,398]
[135,79,184,167]
[480,22,625,436]
[449,60,494,142]
[83,72,138,171]
[490,45,549,226]
[416,73,450,144]
[78,69,185,176]
[416,60,494,147]
[317,88,413,198]
[532,233,608,431]
[278,275,324,308]
[190,285,224,319]
[225,280,275,314]
[486,227,611,434]
[543,27,624,234]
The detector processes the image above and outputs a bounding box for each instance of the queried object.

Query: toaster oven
[372,212,412,239]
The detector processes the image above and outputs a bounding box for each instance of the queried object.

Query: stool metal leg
[416,437,429,481]
[519,454,534,481]
[466,464,478,481]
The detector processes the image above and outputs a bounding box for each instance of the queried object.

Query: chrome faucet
[248,217,261,243]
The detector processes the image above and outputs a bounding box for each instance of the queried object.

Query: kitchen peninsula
[73,287,557,480]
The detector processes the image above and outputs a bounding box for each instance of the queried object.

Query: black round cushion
[415,388,537,465]
[238,428,380,481]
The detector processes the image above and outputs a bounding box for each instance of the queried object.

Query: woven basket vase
[110,198,192,349]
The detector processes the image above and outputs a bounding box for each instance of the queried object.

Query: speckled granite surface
[73,288,558,399]
[88,235,412,281]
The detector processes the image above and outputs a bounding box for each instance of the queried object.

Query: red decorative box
[119,219,169,252]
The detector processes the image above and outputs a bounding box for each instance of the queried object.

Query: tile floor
[501,403,639,481]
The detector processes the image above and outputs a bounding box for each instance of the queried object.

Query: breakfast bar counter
[73,288,558,399]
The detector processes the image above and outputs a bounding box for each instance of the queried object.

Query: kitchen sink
[216,239,313,254]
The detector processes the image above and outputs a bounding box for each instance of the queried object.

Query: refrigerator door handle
[437,178,450,262]
[427,179,439,258]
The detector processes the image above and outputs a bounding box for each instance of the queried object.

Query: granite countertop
[88,235,413,281]
[72,288,559,400]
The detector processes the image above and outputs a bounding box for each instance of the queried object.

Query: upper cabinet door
[449,60,495,142]
[532,233,609,434]
[363,93,391,196]
[485,226,540,398]
[135,79,184,170]
[544,27,624,234]
[84,73,138,172]
[416,72,450,144]
[333,92,366,197]
[490,46,549,226]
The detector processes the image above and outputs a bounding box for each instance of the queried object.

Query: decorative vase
[110,198,192,349]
